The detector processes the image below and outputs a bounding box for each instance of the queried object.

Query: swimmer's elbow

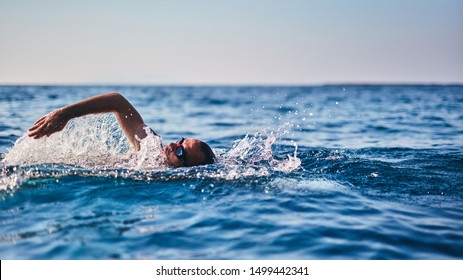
[104,92,131,110]
[107,92,122,97]
[105,92,125,101]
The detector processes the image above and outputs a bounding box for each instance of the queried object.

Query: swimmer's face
[163,138,208,167]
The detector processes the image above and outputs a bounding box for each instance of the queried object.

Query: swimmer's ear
[199,141,215,165]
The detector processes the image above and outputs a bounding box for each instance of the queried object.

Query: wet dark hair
[199,141,216,165]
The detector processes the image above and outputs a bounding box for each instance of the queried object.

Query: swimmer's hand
[28,108,69,139]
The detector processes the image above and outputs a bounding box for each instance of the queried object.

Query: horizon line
[1,81,462,87]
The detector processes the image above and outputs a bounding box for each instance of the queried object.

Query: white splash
[270,177,348,192]
[3,114,165,170]
[216,127,301,179]
[272,142,301,173]
[127,126,167,170]
[225,130,276,164]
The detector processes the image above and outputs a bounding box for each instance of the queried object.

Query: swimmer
[28,92,215,167]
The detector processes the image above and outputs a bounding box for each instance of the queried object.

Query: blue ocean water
[1,85,462,259]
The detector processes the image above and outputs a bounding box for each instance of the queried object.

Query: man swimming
[28,92,215,167]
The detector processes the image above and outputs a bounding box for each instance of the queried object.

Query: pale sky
[1,0,462,85]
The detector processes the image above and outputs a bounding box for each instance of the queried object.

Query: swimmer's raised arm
[28,93,150,150]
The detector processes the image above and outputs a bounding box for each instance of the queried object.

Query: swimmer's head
[163,138,215,167]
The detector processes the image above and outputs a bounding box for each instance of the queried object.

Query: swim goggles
[175,138,187,166]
